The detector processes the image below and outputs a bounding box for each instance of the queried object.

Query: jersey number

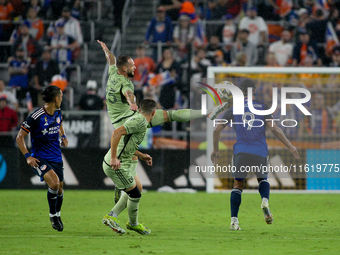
[242,112,255,130]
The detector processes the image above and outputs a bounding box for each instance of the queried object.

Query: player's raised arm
[110,125,128,170]
[97,40,116,66]
[267,121,300,159]
[124,90,138,111]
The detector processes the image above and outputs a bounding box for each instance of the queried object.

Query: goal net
[189,67,340,192]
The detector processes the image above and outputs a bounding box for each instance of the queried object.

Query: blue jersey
[222,98,273,157]
[21,107,63,162]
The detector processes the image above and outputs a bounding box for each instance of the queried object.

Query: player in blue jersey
[211,79,300,230]
[16,85,68,231]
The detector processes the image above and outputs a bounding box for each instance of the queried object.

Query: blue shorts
[232,153,268,181]
[32,159,64,182]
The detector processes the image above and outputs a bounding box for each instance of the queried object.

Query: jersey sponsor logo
[42,128,48,135]
[40,165,47,171]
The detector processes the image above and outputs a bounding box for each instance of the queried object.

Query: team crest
[56,117,60,124]
[40,165,47,171]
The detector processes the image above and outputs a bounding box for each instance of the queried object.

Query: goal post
[203,66,340,193]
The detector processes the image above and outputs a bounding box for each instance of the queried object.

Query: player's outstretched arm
[211,124,225,164]
[267,121,300,159]
[110,125,128,170]
[124,90,138,111]
[16,129,40,167]
[97,40,116,66]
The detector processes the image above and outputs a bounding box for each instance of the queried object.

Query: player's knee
[234,180,244,190]
[49,180,60,191]
[126,185,141,198]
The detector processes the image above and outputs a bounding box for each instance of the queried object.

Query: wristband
[24,153,30,159]
[61,135,67,139]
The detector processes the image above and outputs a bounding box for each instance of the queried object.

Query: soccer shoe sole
[262,205,273,224]
[208,102,229,120]
[103,218,126,235]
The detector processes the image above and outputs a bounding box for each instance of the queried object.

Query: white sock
[262,198,269,204]
[49,213,57,217]
[231,217,238,222]
[56,212,60,217]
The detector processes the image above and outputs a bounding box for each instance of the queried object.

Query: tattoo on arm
[125,91,136,106]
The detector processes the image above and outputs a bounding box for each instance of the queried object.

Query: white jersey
[54,17,83,44]
[239,16,267,46]
[268,40,293,66]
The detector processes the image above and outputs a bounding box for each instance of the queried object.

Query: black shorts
[232,153,269,181]
[32,159,64,182]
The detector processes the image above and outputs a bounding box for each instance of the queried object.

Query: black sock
[47,188,58,216]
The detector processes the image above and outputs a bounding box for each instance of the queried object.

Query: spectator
[173,14,194,60]
[231,29,258,66]
[78,80,105,111]
[26,7,44,41]
[0,95,18,147]
[8,47,30,102]
[155,47,182,109]
[191,47,212,79]
[23,0,44,19]
[11,21,42,65]
[304,92,336,138]
[231,51,247,66]
[214,50,227,67]
[133,45,155,88]
[329,44,340,67]
[292,28,322,66]
[71,0,81,20]
[0,79,18,111]
[306,8,328,44]
[47,21,79,79]
[33,49,60,106]
[268,30,293,66]
[159,0,182,21]
[217,14,236,48]
[329,8,340,37]
[0,0,14,41]
[50,0,71,20]
[179,0,198,23]
[208,0,227,20]
[144,6,173,61]
[265,52,280,67]
[206,35,223,64]
[297,8,311,29]
[239,7,268,47]
[256,0,280,21]
[298,54,322,89]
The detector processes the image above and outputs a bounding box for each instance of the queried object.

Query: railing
[100,29,121,95]
[122,0,136,37]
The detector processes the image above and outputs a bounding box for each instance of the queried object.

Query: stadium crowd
[0,0,340,143]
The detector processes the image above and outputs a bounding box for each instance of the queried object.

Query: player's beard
[127,71,134,78]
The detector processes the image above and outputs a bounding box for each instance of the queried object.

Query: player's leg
[230,179,244,230]
[257,156,273,224]
[125,184,151,235]
[43,169,63,231]
[147,102,229,128]
[57,181,64,229]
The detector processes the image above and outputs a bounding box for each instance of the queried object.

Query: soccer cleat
[102,215,126,234]
[208,102,229,120]
[126,222,151,235]
[230,219,241,230]
[58,216,64,231]
[114,187,121,204]
[261,201,273,224]
[50,216,63,231]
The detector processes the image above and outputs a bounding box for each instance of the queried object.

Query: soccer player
[211,79,300,230]
[102,99,157,235]
[16,85,68,231]
[97,40,228,202]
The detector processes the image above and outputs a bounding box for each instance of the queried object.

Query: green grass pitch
[0,190,339,255]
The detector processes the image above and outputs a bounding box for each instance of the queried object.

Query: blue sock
[258,180,270,200]
[230,188,242,217]
[47,188,58,215]
[56,191,64,215]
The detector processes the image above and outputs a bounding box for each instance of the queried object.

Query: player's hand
[110,158,121,170]
[27,156,40,168]
[289,145,300,159]
[139,153,153,166]
[130,104,138,111]
[211,151,220,164]
[61,137,68,147]
[97,40,109,51]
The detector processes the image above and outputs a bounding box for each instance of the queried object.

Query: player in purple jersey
[211,79,300,230]
[16,85,68,231]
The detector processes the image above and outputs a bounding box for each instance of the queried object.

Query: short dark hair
[140,99,157,114]
[239,78,256,93]
[42,85,61,103]
[117,55,132,69]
